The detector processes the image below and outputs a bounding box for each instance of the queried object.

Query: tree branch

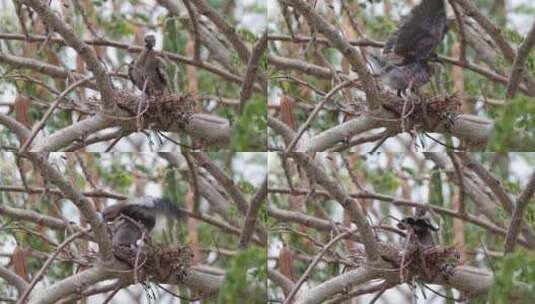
[239,31,267,114]
[289,153,379,261]
[23,153,112,260]
[285,0,380,109]
[506,20,535,98]
[239,177,267,249]
[0,265,29,297]
[504,171,535,253]
[22,0,115,108]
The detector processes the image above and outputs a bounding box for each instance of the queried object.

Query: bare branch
[289,153,379,261]
[0,265,29,297]
[285,0,380,109]
[239,177,267,249]
[22,0,115,108]
[0,52,96,90]
[286,80,354,152]
[294,267,380,304]
[504,171,535,253]
[191,152,250,212]
[506,21,535,98]
[239,31,267,114]
[20,76,93,152]
[17,228,90,304]
[189,0,251,63]
[268,269,295,297]
[23,153,112,260]
[284,229,358,304]
[454,0,535,96]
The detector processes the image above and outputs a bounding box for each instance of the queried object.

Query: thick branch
[0,33,252,89]
[24,153,112,260]
[506,20,535,98]
[0,52,97,90]
[189,0,250,63]
[22,0,115,108]
[303,108,535,151]
[239,31,267,114]
[454,0,535,95]
[504,171,535,253]
[289,153,379,261]
[285,0,379,109]
[239,177,267,249]
[29,111,230,152]
[294,267,380,304]
[0,265,29,297]
[0,204,71,230]
[457,153,535,246]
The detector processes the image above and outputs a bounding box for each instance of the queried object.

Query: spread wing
[119,197,184,231]
[383,0,447,64]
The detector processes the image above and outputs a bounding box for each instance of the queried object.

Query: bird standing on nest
[128,35,168,97]
[397,206,439,247]
[368,0,448,97]
[102,196,185,247]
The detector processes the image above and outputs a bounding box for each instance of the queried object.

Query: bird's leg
[418,247,432,280]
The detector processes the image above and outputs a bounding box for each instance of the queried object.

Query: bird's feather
[384,0,447,64]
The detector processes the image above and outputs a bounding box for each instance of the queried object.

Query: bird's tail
[154,197,187,220]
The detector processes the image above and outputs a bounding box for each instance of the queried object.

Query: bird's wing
[142,52,167,95]
[119,204,157,231]
[130,48,150,91]
[156,57,167,86]
[120,197,185,231]
[384,0,446,63]
[127,62,143,90]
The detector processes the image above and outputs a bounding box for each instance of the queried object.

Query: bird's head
[102,203,125,222]
[144,35,156,50]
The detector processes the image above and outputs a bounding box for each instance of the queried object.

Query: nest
[404,245,460,281]
[113,245,193,283]
[379,242,460,282]
[113,91,195,131]
[381,93,462,129]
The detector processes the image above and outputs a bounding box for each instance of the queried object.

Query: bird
[397,206,439,247]
[102,196,185,247]
[368,0,448,97]
[368,55,433,96]
[128,35,167,96]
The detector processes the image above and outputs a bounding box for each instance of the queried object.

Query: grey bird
[368,54,432,97]
[128,35,167,96]
[368,0,447,96]
[103,196,185,247]
[397,207,439,247]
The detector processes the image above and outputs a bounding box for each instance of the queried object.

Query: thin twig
[285,80,353,152]
[283,229,357,304]
[16,228,90,304]
[19,76,92,152]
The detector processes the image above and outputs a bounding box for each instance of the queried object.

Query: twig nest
[113,245,193,283]
[114,91,195,131]
[381,93,462,129]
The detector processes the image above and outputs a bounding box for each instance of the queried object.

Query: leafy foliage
[489,250,535,303]
[217,246,267,304]
[488,97,535,151]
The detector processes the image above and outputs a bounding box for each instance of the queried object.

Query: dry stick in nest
[115,91,194,132]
